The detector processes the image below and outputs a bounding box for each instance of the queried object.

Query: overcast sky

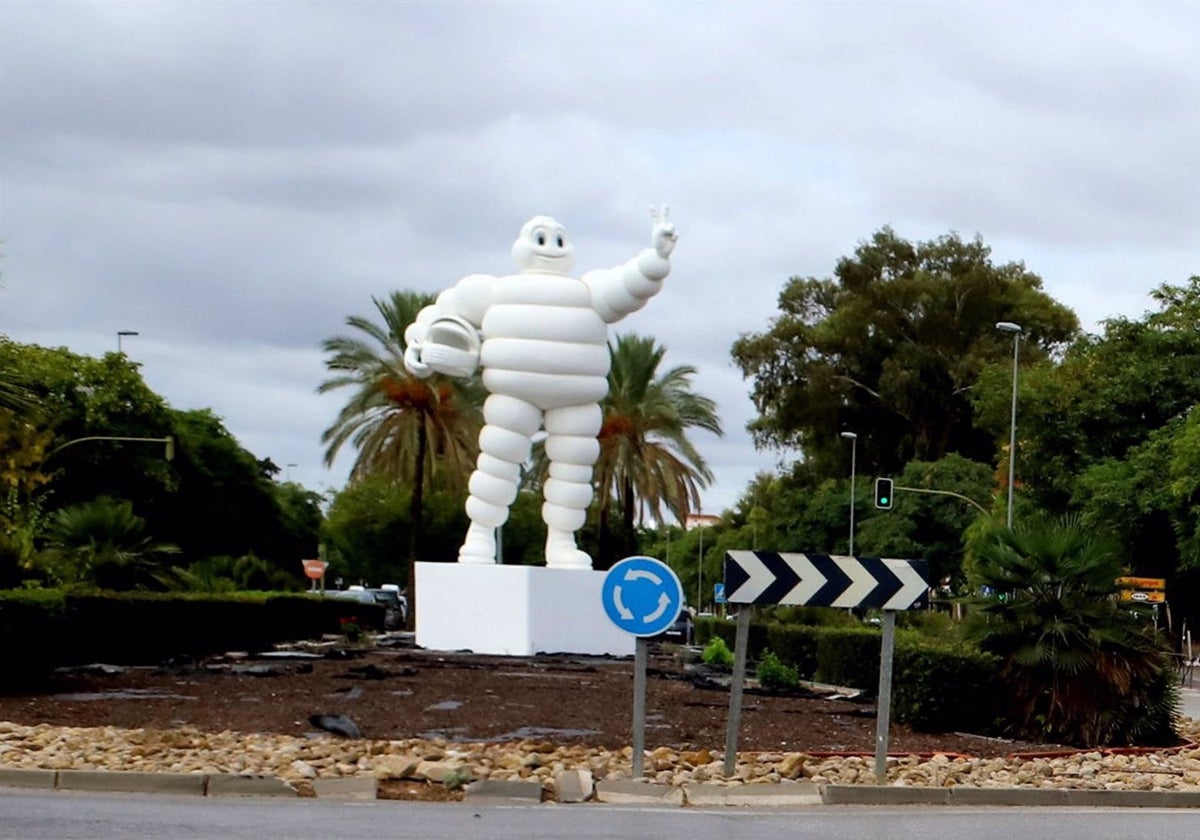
[2,0,1197,516]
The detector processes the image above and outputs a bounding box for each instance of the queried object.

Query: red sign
[302,559,328,580]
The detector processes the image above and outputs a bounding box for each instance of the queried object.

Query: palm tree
[35,496,182,590]
[968,514,1177,747]
[318,291,482,625]
[591,334,723,566]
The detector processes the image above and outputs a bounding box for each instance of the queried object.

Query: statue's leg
[460,393,540,564]
[542,403,601,569]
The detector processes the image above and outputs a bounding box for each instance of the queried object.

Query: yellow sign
[1119,590,1166,604]
[1116,576,1165,590]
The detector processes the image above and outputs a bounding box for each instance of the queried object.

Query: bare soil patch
[0,638,1060,759]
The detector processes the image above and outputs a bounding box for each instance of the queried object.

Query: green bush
[814,627,883,688]
[755,649,799,691]
[891,640,1000,732]
[774,605,860,627]
[701,636,735,667]
[694,615,771,659]
[764,624,820,678]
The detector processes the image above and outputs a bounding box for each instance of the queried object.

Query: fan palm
[591,334,723,565]
[35,496,182,590]
[318,291,482,622]
[968,513,1177,747]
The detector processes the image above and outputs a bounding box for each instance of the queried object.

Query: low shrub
[702,636,735,668]
[755,649,799,691]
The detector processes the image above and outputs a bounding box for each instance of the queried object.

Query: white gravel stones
[0,718,1197,794]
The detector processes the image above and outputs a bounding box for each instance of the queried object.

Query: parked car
[655,610,694,645]
[366,587,408,629]
[323,587,404,631]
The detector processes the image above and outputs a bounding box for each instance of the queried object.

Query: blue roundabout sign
[601,555,684,637]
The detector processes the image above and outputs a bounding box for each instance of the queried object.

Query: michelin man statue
[403,206,678,569]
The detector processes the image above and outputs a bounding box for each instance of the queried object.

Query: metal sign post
[874,611,896,783]
[631,637,648,778]
[723,606,753,777]
[601,556,684,781]
[721,550,929,782]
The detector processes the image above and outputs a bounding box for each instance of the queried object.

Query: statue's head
[511,215,575,275]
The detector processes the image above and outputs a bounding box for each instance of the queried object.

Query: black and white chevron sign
[723,551,929,610]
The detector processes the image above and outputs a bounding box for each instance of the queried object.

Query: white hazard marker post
[601,556,685,779]
[721,551,930,782]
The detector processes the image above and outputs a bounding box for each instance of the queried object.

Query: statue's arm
[403,275,494,378]
[585,205,678,324]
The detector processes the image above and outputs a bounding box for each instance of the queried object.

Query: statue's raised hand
[649,204,678,259]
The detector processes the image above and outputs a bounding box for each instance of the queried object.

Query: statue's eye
[536,232,546,246]
[556,235,564,247]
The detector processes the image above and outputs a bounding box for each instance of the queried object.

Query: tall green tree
[319,291,482,621]
[0,342,176,513]
[976,276,1200,514]
[0,340,318,577]
[731,228,1078,480]
[590,334,722,568]
[978,276,1200,631]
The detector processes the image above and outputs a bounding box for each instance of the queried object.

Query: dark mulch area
[0,640,1064,758]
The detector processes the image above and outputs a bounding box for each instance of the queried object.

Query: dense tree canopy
[731,228,1078,479]
[0,339,322,588]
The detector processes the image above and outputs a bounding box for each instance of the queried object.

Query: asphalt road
[1179,684,1199,718]
[0,790,1195,840]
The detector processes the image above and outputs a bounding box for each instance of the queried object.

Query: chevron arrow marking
[883,559,929,610]
[724,551,929,609]
[778,553,826,605]
[828,555,878,608]
[724,550,773,603]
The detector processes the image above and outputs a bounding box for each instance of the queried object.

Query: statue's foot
[459,524,496,564]
[545,531,592,570]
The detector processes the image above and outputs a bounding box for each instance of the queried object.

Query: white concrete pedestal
[415,563,635,657]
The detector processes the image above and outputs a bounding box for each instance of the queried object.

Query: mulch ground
[0,638,1062,759]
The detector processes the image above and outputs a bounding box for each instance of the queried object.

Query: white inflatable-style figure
[404,207,678,569]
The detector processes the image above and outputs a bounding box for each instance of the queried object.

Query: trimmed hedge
[0,590,384,688]
[691,613,1001,734]
[892,642,1000,732]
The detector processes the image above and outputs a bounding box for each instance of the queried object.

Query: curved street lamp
[49,435,174,461]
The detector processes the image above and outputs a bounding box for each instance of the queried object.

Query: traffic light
[874,477,894,509]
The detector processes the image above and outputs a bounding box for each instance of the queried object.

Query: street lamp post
[996,321,1023,529]
[840,431,858,555]
[117,330,139,354]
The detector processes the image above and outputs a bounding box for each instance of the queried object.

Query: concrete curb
[822,785,1200,808]
[206,774,298,797]
[594,779,685,806]
[0,769,57,790]
[3,771,1199,807]
[685,782,822,807]
[312,776,378,800]
[464,779,545,803]
[57,770,207,796]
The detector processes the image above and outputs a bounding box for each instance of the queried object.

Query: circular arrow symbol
[601,556,684,637]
